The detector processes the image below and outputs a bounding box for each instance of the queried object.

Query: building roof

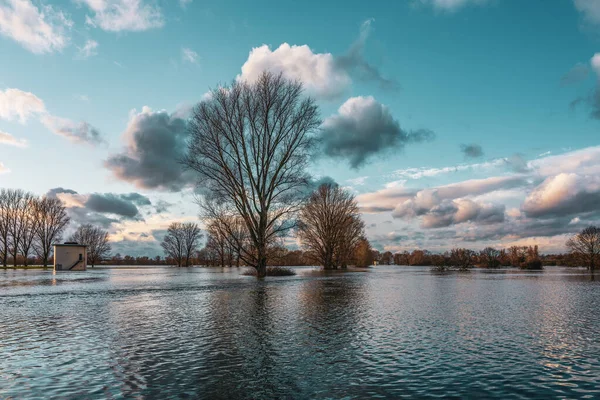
[53,243,87,247]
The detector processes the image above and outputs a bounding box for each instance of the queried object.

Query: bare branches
[567,226,600,271]
[185,71,321,277]
[70,224,111,267]
[297,183,365,269]
[161,222,203,267]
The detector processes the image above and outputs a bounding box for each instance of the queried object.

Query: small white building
[54,242,87,271]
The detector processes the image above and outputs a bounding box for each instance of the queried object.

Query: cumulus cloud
[80,0,164,32]
[321,96,435,168]
[0,0,72,54]
[238,43,350,100]
[0,88,104,145]
[104,106,194,191]
[77,39,98,59]
[238,19,395,99]
[460,143,483,159]
[522,173,600,218]
[0,130,27,147]
[415,0,489,12]
[181,47,199,64]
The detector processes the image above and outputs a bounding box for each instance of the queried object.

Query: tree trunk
[256,254,268,278]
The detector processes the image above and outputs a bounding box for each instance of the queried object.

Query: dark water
[1,266,599,399]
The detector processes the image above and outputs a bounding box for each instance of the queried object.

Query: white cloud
[0,162,9,174]
[416,0,489,11]
[0,88,46,123]
[179,0,192,8]
[0,0,72,53]
[574,0,600,25]
[80,0,164,32]
[0,87,104,145]
[0,130,27,147]
[181,47,198,64]
[77,39,98,58]
[238,43,351,99]
[390,158,506,180]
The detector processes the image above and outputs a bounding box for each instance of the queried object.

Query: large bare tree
[297,183,365,269]
[161,222,202,267]
[567,226,600,272]
[33,196,70,267]
[184,72,321,277]
[70,224,111,267]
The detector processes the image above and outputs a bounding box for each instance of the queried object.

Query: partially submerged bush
[241,267,296,277]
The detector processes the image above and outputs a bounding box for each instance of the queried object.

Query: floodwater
[0,266,599,399]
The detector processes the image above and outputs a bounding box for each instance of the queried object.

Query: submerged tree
[479,247,501,268]
[353,238,375,267]
[184,72,321,278]
[70,224,111,267]
[161,222,202,267]
[297,183,364,269]
[566,226,600,272]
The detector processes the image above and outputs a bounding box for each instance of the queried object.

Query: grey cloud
[154,199,173,213]
[570,87,600,120]
[560,63,590,86]
[417,199,505,229]
[460,143,484,159]
[321,96,435,168]
[120,192,152,206]
[85,193,142,219]
[105,108,195,191]
[335,19,399,91]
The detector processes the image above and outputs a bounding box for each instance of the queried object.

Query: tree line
[0,189,69,267]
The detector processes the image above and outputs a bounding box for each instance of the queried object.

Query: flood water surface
[1,266,599,399]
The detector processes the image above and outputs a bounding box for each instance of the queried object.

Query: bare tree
[450,248,475,271]
[161,222,202,267]
[184,72,321,278]
[297,183,365,269]
[4,189,35,266]
[18,196,39,266]
[33,196,70,267]
[70,224,111,267]
[480,247,501,268]
[0,189,10,267]
[567,226,600,272]
[182,222,202,267]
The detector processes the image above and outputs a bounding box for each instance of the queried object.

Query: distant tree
[33,196,70,267]
[450,248,475,271]
[70,224,111,267]
[297,184,365,270]
[566,226,600,272]
[380,251,394,265]
[161,222,202,267]
[479,247,501,268]
[353,238,375,267]
[0,189,9,266]
[184,72,321,278]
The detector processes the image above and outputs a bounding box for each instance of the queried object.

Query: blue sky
[1,0,600,256]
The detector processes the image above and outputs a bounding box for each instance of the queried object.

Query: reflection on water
[1,266,599,399]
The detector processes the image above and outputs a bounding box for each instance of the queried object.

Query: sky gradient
[1,0,600,256]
